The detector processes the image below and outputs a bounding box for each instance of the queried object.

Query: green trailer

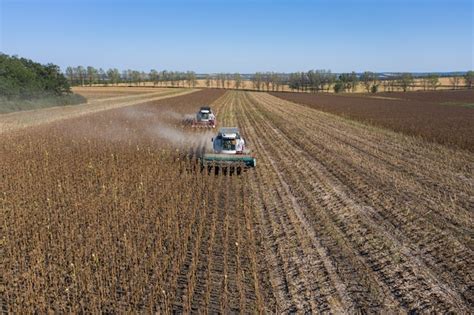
[201,153,257,168]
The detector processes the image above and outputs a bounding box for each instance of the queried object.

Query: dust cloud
[114,106,213,153]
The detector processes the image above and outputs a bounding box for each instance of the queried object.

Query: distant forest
[0,53,74,99]
[0,54,85,113]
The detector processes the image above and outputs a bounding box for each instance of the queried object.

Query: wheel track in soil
[240,91,472,312]
[254,93,473,240]
[244,99,447,311]
[218,92,275,313]
[237,92,391,312]
[212,91,474,310]
[171,91,276,313]
[251,94,474,253]
[248,92,473,308]
[234,93,358,313]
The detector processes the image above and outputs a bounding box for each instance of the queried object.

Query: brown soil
[271,90,474,151]
[2,90,472,313]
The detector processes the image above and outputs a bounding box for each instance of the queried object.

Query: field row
[271,90,474,151]
[2,89,472,312]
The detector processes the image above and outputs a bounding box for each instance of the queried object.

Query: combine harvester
[202,127,256,174]
[192,106,216,128]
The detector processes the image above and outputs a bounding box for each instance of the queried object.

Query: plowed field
[2,90,472,313]
[271,90,474,151]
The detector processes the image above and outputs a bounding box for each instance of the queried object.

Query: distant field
[375,89,474,104]
[94,76,469,93]
[72,86,165,100]
[271,90,474,151]
[0,88,196,134]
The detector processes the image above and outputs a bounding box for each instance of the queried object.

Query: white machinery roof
[219,127,240,138]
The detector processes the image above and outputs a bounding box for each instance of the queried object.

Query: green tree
[449,76,461,90]
[185,71,196,87]
[149,69,159,86]
[98,68,106,85]
[427,73,440,90]
[76,66,86,86]
[397,73,414,92]
[234,73,242,89]
[464,71,474,89]
[271,72,281,91]
[252,72,263,91]
[360,71,377,92]
[107,68,120,85]
[0,53,71,99]
[333,80,344,93]
[86,66,97,86]
[338,73,352,92]
[65,66,75,86]
[349,71,358,92]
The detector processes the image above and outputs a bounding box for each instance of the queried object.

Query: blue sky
[1,0,472,72]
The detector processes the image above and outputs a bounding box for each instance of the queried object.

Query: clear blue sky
[1,0,472,73]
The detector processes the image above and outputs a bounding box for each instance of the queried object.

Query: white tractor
[202,127,256,169]
[192,106,216,128]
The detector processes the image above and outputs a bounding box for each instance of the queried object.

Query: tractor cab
[197,107,213,122]
[213,127,245,154]
[193,106,216,128]
[203,127,256,169]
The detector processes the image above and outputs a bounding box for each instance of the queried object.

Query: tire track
[232,91,357,313]
[250,92,473,307]
[243,91,472,311]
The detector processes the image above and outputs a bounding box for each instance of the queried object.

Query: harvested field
[72,86,170,100]
[271,90,474,151]
[2,90,473,313]
[375,89,474,104]
[0,88,195,134]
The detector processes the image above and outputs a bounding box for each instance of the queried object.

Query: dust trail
[147,125,213,150]
[117,106,214,155]
[61,102,214,158]
[162,110,195,121]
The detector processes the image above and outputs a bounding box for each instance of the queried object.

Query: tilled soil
[2,90,472,313]
[271,90,474,151]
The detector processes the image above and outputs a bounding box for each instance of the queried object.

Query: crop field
[271,90,474,151]
[0,88,194,134]
[72,86,172,100]
[1,89,473,313]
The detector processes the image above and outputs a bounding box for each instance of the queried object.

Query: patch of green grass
[0,94,87,114]
[440,101,474,109]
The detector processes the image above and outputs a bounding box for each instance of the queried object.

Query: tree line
[0,53,71,99]
[205,70,473,93]
[64,65,474,93]
[65,66,198,88]
[284,71,474,93]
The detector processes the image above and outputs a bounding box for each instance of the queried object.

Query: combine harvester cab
[202,127,256,174]
[192,106,216,128]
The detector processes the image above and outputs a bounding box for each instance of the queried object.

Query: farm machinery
[192,106,216,128]
[201,127,256,173]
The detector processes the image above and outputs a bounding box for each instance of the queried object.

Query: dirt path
[0,88,197,134]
